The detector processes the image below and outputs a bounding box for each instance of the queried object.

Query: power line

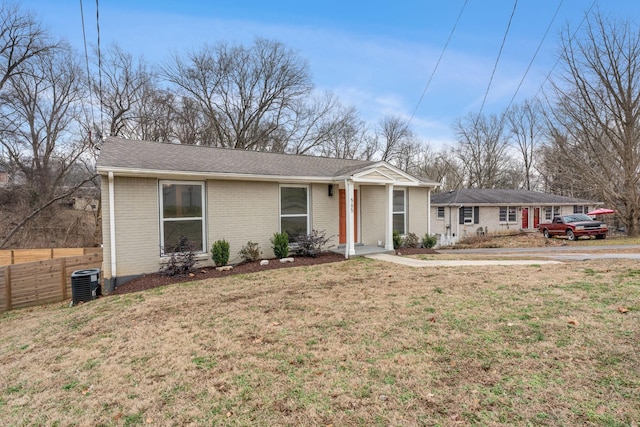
[479,0,518,116]
[95,0,104,137]
[533,0,598,103]
[79,0,96,137]
[409,0,469,125]
[505,0,563,111]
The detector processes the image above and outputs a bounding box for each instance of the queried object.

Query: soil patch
[112,248,439,295]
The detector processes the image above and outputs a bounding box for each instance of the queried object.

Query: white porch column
[108,171,117,279]
[385,184,394,250]
[345,179,356,257]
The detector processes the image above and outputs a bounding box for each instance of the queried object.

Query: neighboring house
[96,136,439,288]
[430,189,601,245]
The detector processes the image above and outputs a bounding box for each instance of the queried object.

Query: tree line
[1,2,640,244]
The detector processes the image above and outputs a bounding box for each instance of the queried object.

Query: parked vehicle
[540,214,608,240]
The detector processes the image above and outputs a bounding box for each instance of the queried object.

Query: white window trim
[544,206,560,221]
[279,184,310,237]
[393,188,407,234]
[159,180,206,256]
[499,206,517,224]
[437,206,445,220]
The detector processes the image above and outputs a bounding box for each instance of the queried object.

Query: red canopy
[587,208,615,215]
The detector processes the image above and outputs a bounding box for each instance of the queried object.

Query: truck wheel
[566,230,576,241]
[595,234,606,240]
[543,229,550,238]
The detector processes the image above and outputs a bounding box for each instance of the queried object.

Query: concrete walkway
[365,253,562,267]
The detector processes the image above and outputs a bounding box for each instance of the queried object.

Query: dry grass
[1,258,639,426]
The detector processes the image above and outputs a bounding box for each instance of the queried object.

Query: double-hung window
[280,186,309,242]
[544,206,560,220]
[159,181,205,254]
[393,189,406,234]
[437,206,445,219]
[499,206,517,223]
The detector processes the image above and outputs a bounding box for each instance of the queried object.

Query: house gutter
[108,171,117,282]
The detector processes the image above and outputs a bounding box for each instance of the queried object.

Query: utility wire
[409,0,468,125]
[96,0,104,137]
[479,0,518,115]
[79,0,96,139]
[533,0,597,102]
[505,0,563,111]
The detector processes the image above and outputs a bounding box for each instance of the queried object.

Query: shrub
[295,229,332,257]
[422,233,438,249]
[239,241,262,262]
[210,239,230,267]
[404,232,420,248]
[160,236,197,276]
[392,231,403,249]
[271,232,289,259]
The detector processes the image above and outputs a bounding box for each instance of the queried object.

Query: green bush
[392,231,403,249]
[271,232,289,259]
[239,241,262,262]
[422,233,438,249]
[211,239,230,266]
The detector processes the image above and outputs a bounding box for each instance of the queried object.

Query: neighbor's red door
[533,208,540,228]
[339,189,358,244]
[522,208,529,229]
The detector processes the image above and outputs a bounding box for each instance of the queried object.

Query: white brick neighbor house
[97,136,439,289]
[431,188,602,244]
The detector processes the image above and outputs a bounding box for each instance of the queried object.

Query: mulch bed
[110,248,438,295]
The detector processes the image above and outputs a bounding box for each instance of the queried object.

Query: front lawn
[0,258,638,425]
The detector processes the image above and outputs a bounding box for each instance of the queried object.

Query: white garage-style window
[280,185,309,242]
[393,189,406,234]
[159,181,206,254]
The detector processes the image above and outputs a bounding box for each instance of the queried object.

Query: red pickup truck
[540,214,608,240]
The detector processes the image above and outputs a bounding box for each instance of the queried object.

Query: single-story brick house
[97,137,439,289]
[430,188,602,244]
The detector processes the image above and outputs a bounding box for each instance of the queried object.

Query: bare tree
[376,116,413,163]
[94,43,156,138]
[548,13,640,235]
[162,38,313,150]
[413,145,464,191]
[0,2,55,92]
[0,42,94,247]
[506,99,543,190]
[453,112,513,188]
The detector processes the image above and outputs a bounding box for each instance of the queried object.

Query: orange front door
[339,189,358,244]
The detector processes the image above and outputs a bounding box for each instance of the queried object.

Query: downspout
[108,171,117,281]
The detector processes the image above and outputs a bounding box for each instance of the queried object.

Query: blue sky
[21,1,640,146]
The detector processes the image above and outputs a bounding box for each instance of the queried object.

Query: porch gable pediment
[351,163,422,186]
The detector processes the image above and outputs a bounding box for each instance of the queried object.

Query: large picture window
[393,189,406,234]
[160,181,205,254]
[280,186,309,241]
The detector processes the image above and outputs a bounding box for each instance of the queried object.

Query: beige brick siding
[102,176,160,278]
[207,180,279,263]
[407,187,429,238]
[360,185,386,246]
[311,183,340,247]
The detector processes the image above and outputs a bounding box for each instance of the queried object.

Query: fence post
[5,265,11,311]
[60,258,67,301]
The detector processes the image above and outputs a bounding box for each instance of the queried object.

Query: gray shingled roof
[431,189,598,205]
[97,136,376,178]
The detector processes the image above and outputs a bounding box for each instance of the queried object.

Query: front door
[522,208,529,229]
[533,208,540,229]
[339,189,358,244]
